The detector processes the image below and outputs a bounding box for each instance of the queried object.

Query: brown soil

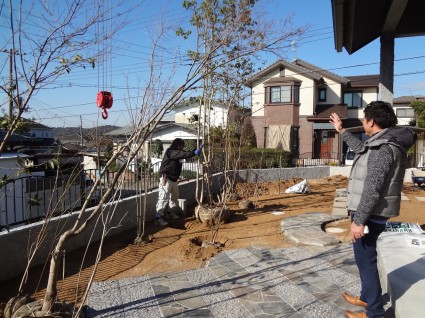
[1,175,425,314]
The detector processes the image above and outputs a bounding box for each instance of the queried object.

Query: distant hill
[51,125,120,143]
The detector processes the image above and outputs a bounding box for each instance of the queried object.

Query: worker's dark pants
[351,213,387,318]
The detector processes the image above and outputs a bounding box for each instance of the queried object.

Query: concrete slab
[377,232,425,318]
[333,201,347,208]
[332,207,348,216]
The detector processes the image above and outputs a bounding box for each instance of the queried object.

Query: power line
[27,65,425,124]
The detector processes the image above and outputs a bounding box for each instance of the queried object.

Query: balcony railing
[0,160,201,231]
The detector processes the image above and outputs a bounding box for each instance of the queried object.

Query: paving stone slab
[85,190,399,318]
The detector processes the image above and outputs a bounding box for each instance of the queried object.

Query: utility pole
[80,115,84,147]
[8,48,13,118]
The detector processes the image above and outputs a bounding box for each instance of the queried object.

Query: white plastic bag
[285,179,309,194]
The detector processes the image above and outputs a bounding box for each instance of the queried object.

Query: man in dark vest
[330,101,416,318]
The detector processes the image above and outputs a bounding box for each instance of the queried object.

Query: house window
[268,85,299,103]
[396,108,415,118]
[270,86,281,103]
[318,88,326,102]
[343,91,362,108]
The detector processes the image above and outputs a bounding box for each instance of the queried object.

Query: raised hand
[329,113,345,133]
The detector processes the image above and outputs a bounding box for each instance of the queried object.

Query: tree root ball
[238,199,254,209]
[195,204,231,223]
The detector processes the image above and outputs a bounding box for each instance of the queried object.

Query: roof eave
[332,0,345,53]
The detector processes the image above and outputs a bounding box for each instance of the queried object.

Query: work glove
[194,144,204,156]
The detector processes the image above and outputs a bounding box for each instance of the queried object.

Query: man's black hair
[363,101,398,128]
[170,138,185,149]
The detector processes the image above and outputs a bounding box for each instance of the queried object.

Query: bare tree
[180,0,308,243]
[2,0,308,316]
[0,0,132,152]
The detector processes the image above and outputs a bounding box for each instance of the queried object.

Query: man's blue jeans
[351,213,387,318]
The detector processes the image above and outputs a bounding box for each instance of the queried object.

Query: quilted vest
[346,129,406,217]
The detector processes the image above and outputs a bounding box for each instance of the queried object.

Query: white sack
[285,179,309,194]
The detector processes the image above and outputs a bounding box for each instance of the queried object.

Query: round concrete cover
[325,227,346,233]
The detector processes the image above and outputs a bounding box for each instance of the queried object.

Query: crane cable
[96,0,113,120]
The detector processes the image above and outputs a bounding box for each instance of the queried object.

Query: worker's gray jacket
[343,127,416,225]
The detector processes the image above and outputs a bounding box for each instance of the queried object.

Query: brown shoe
[344,311,367,318]
[342,292,367,308]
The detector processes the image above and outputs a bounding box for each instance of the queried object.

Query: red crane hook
[96,91,113,120]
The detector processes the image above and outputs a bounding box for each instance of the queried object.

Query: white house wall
[0,154,29,179]
[250,66,334,118]
[83,156,98,171]
[362,87,379,106]
[175,104,229,127]
[31,129,53,139]
[346,88,379,119]
[285,68,315,116]
[320,78,342,105]
[152,126,197,141]
[175,109,196,124]
[392,106,414,125]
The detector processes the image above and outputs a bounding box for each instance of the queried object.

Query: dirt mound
[235,177,304,198]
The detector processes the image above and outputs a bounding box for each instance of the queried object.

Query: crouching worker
[155,138,202,226]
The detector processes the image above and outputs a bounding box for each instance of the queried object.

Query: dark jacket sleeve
[167,149,196,160]
[159,148,196,181]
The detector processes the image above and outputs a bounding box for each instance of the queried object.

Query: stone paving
[87,244,368,317]
[85,190,396,318]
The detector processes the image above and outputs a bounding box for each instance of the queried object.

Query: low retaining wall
[0,166,413,281]
[0,175,206,282]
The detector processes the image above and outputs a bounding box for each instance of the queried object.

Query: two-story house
[244,59,379,160]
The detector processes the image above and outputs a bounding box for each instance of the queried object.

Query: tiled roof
[307,104,347,121]
[244,59,321,86]
[345,75,379,87]
[245,59,382,89]
[0,130,32,143]
[393,95,425,104]
[293,59,349,84]
[106,122,196,137]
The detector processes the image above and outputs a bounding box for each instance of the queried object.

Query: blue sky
[1,0,424,128]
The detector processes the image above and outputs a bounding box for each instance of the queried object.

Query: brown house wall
[331,134,340,158]
[299,117,313,155]
[253,105,301,149]
[264,105,299,126]
[252,116,266,148]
